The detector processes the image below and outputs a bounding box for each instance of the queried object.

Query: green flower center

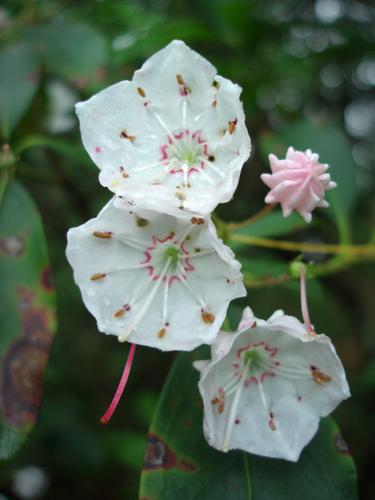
[244,350,262,369]
[180,150,200,166]
[163,245,181,265]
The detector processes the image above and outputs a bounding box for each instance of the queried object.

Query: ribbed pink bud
[261,147,337,223]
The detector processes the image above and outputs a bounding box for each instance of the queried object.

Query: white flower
[66,199,246,351]
[194,307,350,461]
[75,40,251,217]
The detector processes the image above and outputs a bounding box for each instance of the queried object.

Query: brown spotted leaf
[139,349,358,500]
[0,180,56,459]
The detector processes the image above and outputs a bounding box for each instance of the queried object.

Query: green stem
[243,452,252,500]
[229,233,375,258]
[222,317,231,331]
[243,273,291,288]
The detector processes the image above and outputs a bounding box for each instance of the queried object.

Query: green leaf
[140,350,357,500]
[0,180,56,460]
[24,19,108,79]
[0,44,40,138]
[103,429,147,469]
[259,121,357,220]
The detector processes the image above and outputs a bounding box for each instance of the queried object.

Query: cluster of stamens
[160,130,212,184]
[105,74,239,197]
[211,334,333,452]
[89,219,220,352]
[140,232,194,286]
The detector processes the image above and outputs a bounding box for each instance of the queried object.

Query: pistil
[100,343,137,424]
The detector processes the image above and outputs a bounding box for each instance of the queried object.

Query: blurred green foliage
[0,0,374,499]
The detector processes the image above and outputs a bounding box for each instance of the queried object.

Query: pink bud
[261,147,337,223]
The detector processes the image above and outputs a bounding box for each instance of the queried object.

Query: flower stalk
[229,232,375,258]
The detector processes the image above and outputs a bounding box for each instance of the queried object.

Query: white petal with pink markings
[66,199,246,351]
[194,307,350,461]
[75,40,251,217]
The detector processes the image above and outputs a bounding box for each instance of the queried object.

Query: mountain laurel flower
[75,40,251,217]
[194,307,350,461]
[66,199,246,351]
[261,147,337,223]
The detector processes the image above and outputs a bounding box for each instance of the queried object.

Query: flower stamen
[119,258,172,343]
[223,358,251,452]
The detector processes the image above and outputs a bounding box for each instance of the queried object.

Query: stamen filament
[258,358,311,380]
[182,162,189,187]
[193,164,215,185]
[226,380,243,398]
[181,99,188,129]
[148,108,184,155]
[174,224,193,244]
[165,141,182,158]
[116,235,148,252]
[223,359,251,452]
[162,277,170,324]
[223,372,241,393]
[119,258,171,342]
[198,156,225,179]
[134,160,165,173]
[256,379,271,419]
[179,249,215,260]
[100,343,137,424]
[176,263,206,308]
[105,263,149,275]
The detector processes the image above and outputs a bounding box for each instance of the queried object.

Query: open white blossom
[66,200,246,351]
[194,307,350,461]
[76,40,251,217]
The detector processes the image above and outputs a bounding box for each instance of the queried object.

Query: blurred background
[0,0,374,498]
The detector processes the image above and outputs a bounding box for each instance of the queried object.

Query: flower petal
[66,199,246,351]
[76,40,251,216]
[196,308,349,460]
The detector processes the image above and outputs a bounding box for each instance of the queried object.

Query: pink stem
[300,268,314,333]
[100,343,137,424]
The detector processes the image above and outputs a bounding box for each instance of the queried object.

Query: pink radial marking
[243,370,276,387]
[138,232,195,287]
[244,375,258,387]
[159,129,210,177]
[139,251,152,265]
[260,370,276,382]
[161,144,169,161]
[232,341,280,388]
[236,341,278,359]
[152,234,174,245]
